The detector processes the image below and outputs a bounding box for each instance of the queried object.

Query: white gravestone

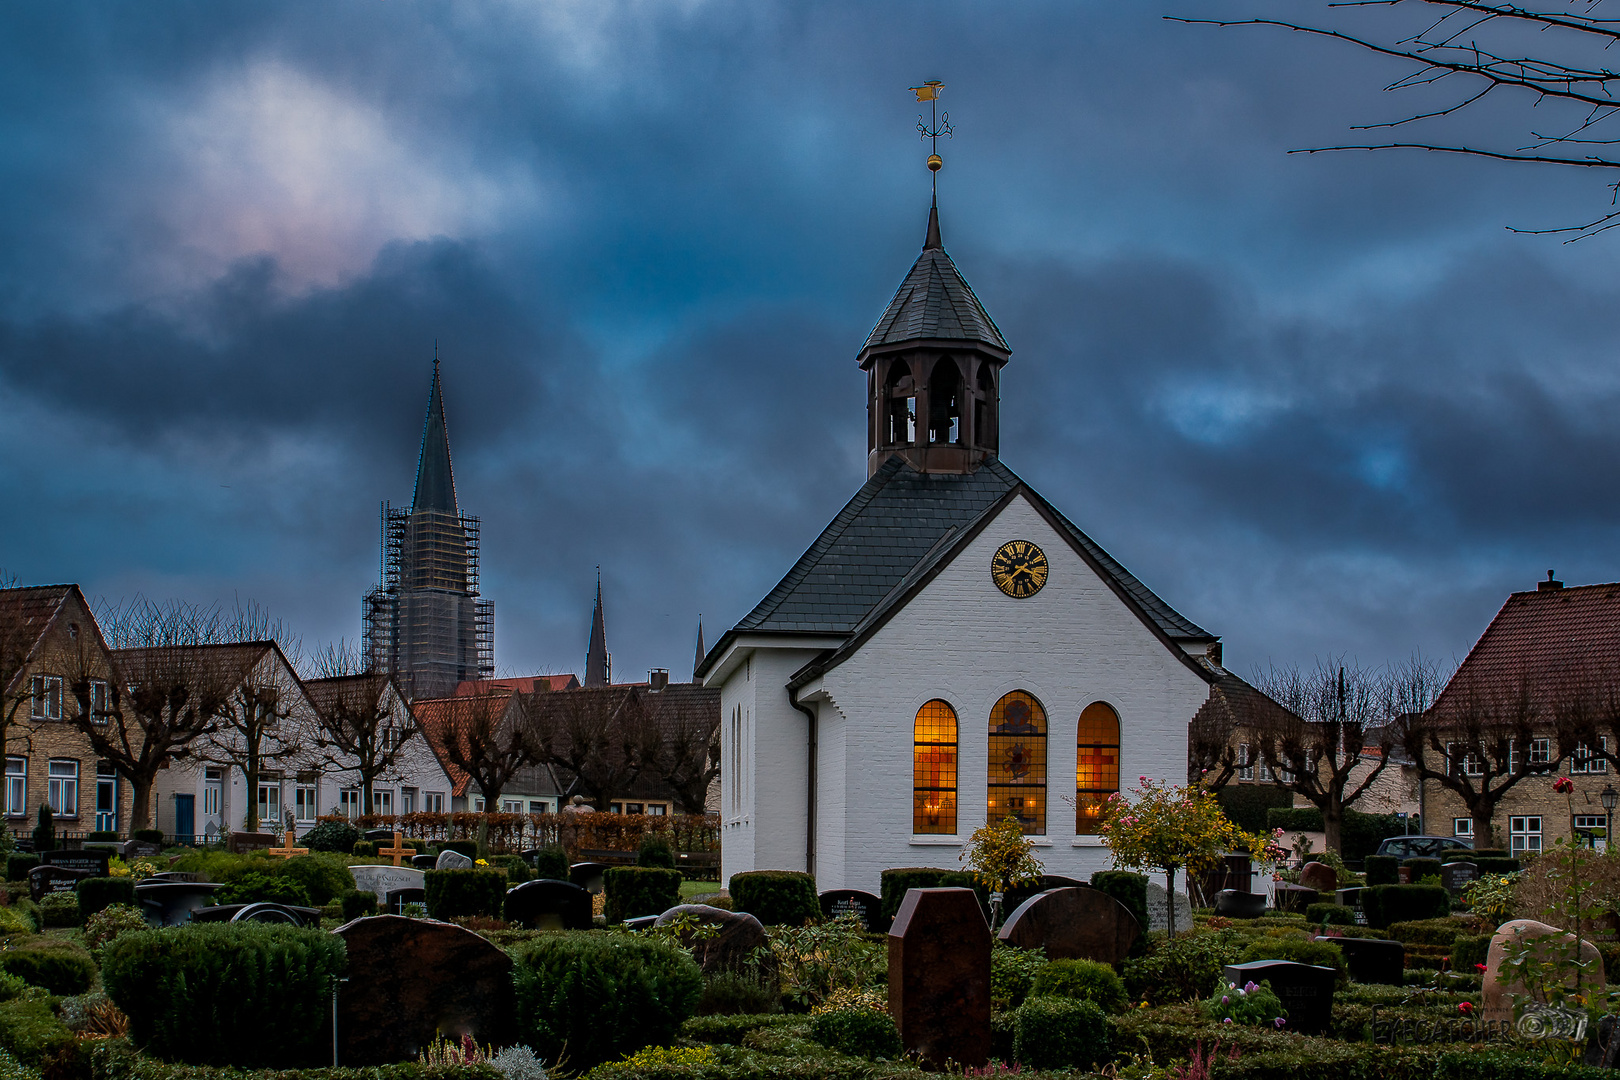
[1145,880,1195,934]
[349,865,427,904]
[435,849,474,871]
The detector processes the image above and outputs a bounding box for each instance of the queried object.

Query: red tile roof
[0,585,81,694]
[456,674,579,696]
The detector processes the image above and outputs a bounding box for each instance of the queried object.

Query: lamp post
[1602,784,1617,854]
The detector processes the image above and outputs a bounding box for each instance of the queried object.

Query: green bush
[696,970,780,1016]
[0,997,73,1067]
[512,932,703,1069]
[494,855,532,884]
[1364,856,1399,886]
[681,1013,800,1044]
[636,834,677,870]
[440,840,479,859]
[1451,934,1490,972]
[423,869,506,920]
[37,893,79,928]
[7,902,36,934]
[1475,857,1521,875]
[1363,885,1450,928]
[1123,930,1245,1005]
[83,904,149,954]
[102,922,346,1067]
[605,866,682,923]
[1468,848,1509,860]
[1386,919,1462,947]
[0,938,95,995]
[1012,996,1110,1070]
[217,872,311,908]
[991,941,1048,1010]
[1200,976,1288,1027]
[350,841,378,857]
[729,871,819,927]
[1217,785,1297,834]
[532,846,570,881]
[1402,857,1442,881]
[0,910,30,936]
[1090,870,1150,931]
[1236,936,1348,985]
[1306,903,1356,926]
[298,820,361,854]
[878,867,984,922]
[132,829,164,845]
[340,890,378,921]
[277,855,356,906]
[807,1006,902,1060]
[1030,958,1127,1013]
[76,876,136,918]
[4,857,35,884]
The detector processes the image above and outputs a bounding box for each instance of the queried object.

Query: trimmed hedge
[806,1006,902,1060]
[729,871,819,927]
[298,820,360,854]
[37,893,78,928]
[423,869,506,920]
[1306,903,1356,926]
[1031,958,1127,1013]
[1402,857,1442,881]
[0,937,94,994]
[636,834,677,870]
[1236,936,1348,985]
[1452,934,1490,972]
[86,1041,501,1080]
[76,876,136,918]
[512,932,702,1069]
[878,867,985,922]
[1363,885,1450,929]
[532,846,569,881]
[605,866,682,923]
[101,922,346,1067]
[1012,996,1111,1071]
[1364,856,1399,886]
[132,829,165,845]
[1468,848,1509,860]
[3,856,35,884]
[493,855,532,885]
[1217,784,1296,833]
[350,841,378,857]
[0,997,74,1067]
[1090,870,1150,931]
[681,1013,801,1045]
[1265,808,1406,862]
[1475,857,1521,875]
[440,840,479,859]
[339,890,378,921]
[1385,920,1461,947]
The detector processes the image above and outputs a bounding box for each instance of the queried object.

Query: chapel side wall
[718,660,757,883]
[749,649,821,875]
[813,695,848,890]
[819,495,1210,895]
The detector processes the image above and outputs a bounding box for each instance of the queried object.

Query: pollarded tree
[424,687,538,812]
[303,642,424,817]
[529,685,661,810]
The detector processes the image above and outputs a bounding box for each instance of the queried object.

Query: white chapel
[697,203,1226,893]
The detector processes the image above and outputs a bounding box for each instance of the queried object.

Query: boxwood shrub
[0,938,95,995]
[101,922,346,1067]
[1012,996,1110,1070]
[132,829,165,845]
[37,893,79,928]
[1386,919,1461,947]
[423,869,506,920]
[217,873,311,908]
[1122,930,1245,1005]
[0,997,74,1067]
[1363,885,1450,929]
[86,1040,502,1080]
[339,890,378,921]
[680,1013,801,1044]
[531,846,569,881]
[635,834,677,870]
[350,841,378,857]
[1236,936,1348,985]
[605,867,682,923]
[493,855,532,885]
[730,870,819,927]
[3,857,35,884]
[440,840,479,859]
[1402,857,1443,882]
[76,876,136,918]
[511,932,702,1069]
[298,820,361,854]
[807,1006,902,1060]
[1475,857,1521,875]
[1364,856,1399,886]
[277,855,356,906]
[1031,958,1127,1013]
[1090,870,1150,930]
[1306,903,1356,926]
[878,867,985,922]
[1451,934,1490,972]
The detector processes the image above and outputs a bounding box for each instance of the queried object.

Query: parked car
[1373,835,1473,860]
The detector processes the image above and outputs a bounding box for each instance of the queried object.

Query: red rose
[1555,776,1575,794]
[1475,963,1487,972]
[1459,1002,1474,1015]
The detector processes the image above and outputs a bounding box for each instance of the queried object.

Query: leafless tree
[1178,2,1620,239]
[428,688,539,811]
[530,686,661,810]
[642,689,721,814]
[303,641,423,816]
[0,573,42,763]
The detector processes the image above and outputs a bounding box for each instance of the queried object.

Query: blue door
[174,794,194,845]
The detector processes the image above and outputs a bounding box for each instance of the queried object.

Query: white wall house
[699,205,1224,895]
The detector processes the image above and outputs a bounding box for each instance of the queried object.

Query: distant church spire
[412,354,459,513]
[585,571,609,687]
[693,616,705,682]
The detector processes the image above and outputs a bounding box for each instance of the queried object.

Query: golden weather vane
[910,80,952,203]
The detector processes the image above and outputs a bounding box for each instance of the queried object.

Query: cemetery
[0,804,1612,1080]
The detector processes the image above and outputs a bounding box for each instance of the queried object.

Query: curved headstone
[434,849,473,871]
[819,889,887,933]
[505,879,593,931]
[998,887,1140,964]
[654,904,768,974]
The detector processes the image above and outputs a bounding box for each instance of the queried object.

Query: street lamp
[1602,784,1618,853]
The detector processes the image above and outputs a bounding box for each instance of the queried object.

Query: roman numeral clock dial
[991,540,1049,598]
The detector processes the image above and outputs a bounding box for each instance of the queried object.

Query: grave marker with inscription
[349,865,426,905]
[819,889,886,932]
[28,865,90,902]
[1222,960,1336,1034]
[889,888,990,1067]
[1440,861,1479,894]
[40,849,111,877]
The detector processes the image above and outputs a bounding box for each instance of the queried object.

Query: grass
[681,879,723,901]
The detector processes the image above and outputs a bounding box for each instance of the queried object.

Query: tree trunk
[1165,868,1178,938]
[1322,801,1344,855]
[1472,808,1496,851]
[130,777,155,833]
[243,746,260,832]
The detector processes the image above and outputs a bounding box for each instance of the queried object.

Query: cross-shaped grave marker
[269,830,310,859]
[379,831,417,867]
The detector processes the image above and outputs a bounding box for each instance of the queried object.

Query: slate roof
[412,363,459,514]
[860,207,1009,355]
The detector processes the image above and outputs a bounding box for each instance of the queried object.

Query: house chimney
[1539,570,1564,592]
[648,669,669,691]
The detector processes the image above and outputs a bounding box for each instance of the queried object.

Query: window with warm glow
[913,700,958,834]
[988,690,1047,835]
[1075,702,1120,835]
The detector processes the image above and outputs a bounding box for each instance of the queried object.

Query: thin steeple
[693,616,705,682]
[412,353,459,514]
[585,571,609,687]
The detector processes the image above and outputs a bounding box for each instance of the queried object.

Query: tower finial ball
[928,154,943,172]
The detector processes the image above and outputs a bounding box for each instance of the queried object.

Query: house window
[339,789,361,818]
[473,797,487,813]
[30,676,62,721]
[1256,757,1273,782]
[1237,743,1253,782]
[608,802,622,814]
[501,799,523,814]
[1453,818,1473,838]
[913,699,958,835]
[47,760,78,817]
[203,768,223,818]
[1447,742,1485,777]
[528,799,551,815]
[625,802,644,814]
[5,758,25,817]
[1509,738,1553,774]
[425,791,445,813]
[1075,702,1120,836]
[1573,740,1609,774]
[400,788,416,815]
[95,762,117,833]
[646,803,667,816]
[372,790,393,817]
[295,785,318,823]
[988,690,1047,835]
[1510,816,1543,854]
[1574,814,1607,847]
[87,680,110,724]
[257,780,281,830]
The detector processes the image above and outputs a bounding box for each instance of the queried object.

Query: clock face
[991,540,1049,598]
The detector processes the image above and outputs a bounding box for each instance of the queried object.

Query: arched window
[988,691,1047,835]
[885,360,915,445]
[913,700,958,834]
[1076,702,1121,835]
[928,358,963,445]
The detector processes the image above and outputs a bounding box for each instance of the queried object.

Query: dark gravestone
[134,881,228,926]
[569,862,610,894]
[143,871,201,883]
[385,887,425,913]
[1223,960,1336,1034]
[1440,861,1479,895]
[998,888,1140,965]
[1317,935,1404,985]
[189,902,321,928]
[228,832,275,855]
[819,890,887,933]
[1213,890,1268,920]
[363,828,396,841]
[889,888,991,1068]
[411,854,438,870]
[41,849,111,877]
[505,879,593,931]
[654,904,769,975]
[1271,883,1319,914]
[128,841,163,859]
[28,865,90,902]
[335,914,513,1065]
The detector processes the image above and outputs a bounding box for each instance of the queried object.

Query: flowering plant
[1197,979,1286,1028]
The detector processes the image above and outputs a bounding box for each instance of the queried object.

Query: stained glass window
[1075,702,1120,835]
[988,690,1047,835]
[913,700,958,834]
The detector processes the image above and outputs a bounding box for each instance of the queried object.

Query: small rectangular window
[47,760,78,817]
[425,791,445,813]
[30,676,62,721]
[373,790,392,816]
[528,799,550,815]
[1573,739,1610,775]
[295,785,318,823]
[501,799,522,814]
[5,758,25,817]
[1453,818,1472,837]
[339,789,361,819]
[1510,816,1543,854]
[646,803,667,816]
[257,781,281,830]
[1237,744,1253,782]
[87,680,109,723]
[400,788,416,815]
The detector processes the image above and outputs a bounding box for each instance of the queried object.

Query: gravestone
[434,849,473,871]
[142,871,200,883]
[1144,881,1194,933]
[569,862,610,894]
[228,832,275,855]
[1483,918,1606,1024]
[411,854,438,870]
[1440,861,1479,894]
[334,914,513,1065]
[1299,862,1338,894]
[41,849,110,877]
[28,865,90,902]
[268,831,309,859]
[385,887,425,912]
[1271,883,1319,913]
[189,902,321,928]
[133,880,228,926]
[624,914,659,930]
[504,879,592,931]
[378,833,416,866]
[1317,935,1404,985]
[819,889,887,933]
[1222,959,1336,1034]
[998,888,1140,964]
[127,841,163,859]
[889,888,991,1067]
[349,865,426,905]
[1213,890,1267,920]
[363,829,396,841]
[654,904,769,974]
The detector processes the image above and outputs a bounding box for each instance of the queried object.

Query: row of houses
[0,584,719,842]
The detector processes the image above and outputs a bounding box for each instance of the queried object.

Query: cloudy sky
[3,1,1618,684]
